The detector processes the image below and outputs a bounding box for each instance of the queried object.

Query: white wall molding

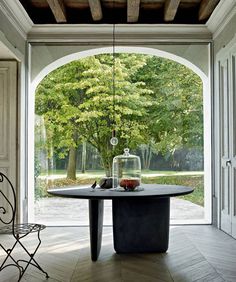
[207,0,236,39]
[2,0,235,43]
[31,46,208,89]
[28,24,212,43]
[29,45,211,224]
[216,33,236,58]
[0,0,33,39]
[0,30,24,60]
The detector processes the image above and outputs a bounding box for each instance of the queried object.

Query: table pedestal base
[89,199,104,261]
[112,198,170,253]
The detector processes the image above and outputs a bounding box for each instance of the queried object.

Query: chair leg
[0,241,18,268]
[16,231,49,280]
[0,241,24,273]
[0,232,49,281]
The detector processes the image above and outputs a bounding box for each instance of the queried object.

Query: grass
[40,169,204,177]
[37,171,204,207]
[40,170,106,177]
[142,175,204,206]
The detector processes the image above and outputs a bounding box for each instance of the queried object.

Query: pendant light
[110,5,118,147]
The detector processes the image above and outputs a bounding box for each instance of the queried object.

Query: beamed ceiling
[18,0,221,25]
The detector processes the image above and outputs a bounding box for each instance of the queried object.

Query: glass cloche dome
[112,148,141,190]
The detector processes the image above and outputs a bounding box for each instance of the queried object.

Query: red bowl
[119,179,140,190]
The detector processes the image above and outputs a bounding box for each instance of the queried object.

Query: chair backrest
[0,172,16,229]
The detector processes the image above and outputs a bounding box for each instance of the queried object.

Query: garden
[34,53,204,213]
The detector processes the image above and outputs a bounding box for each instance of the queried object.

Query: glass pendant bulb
[110,136,118,146]
[110,129,118,146]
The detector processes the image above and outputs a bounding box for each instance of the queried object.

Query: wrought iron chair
[0,172,49,281]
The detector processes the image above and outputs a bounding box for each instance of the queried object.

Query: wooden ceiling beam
[46,0,67,23]
[198,0,219,21]
[88,0,103,21]
[164,0,181,22]
[127,0,140,23]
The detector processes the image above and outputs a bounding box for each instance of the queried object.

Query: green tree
[35,60,88,179]
[74,54,152,176]
[135,56,203,168]
[35,54,152,178]
[35,54,203,178]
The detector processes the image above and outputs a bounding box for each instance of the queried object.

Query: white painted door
[217,41,236,238]
[230,45,236,238]
[218,53,232,234]
[0,61,17,224]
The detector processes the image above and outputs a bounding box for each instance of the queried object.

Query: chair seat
[0,223,46,235]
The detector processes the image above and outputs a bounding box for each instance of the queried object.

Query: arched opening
[29,46,211,225]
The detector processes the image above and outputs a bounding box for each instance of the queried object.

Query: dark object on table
[0,172,49,281]
[99,177,113,189]
[91,181,97,189]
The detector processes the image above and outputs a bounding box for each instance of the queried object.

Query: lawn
[142,175,204,206]
[37,170,204,207]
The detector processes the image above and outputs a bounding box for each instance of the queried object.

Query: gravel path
[35,197,204,225]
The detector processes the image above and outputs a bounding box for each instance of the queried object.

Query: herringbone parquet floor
[1,225,236,282]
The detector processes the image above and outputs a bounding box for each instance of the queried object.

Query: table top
[48,184,194,200]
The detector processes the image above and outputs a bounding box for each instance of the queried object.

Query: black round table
[48,184,193,261]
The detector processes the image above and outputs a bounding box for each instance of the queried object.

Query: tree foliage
[35,54,152,177]
[35,54,203,178]
[134,56,203,154]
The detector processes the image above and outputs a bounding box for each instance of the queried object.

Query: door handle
[221,157,232,167]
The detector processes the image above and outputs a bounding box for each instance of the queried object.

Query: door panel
[0,61,17,226]
[219,58,231,234]
[231,47,236,238]
[218,41,236,239]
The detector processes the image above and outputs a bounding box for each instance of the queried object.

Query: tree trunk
[140,146,145,170]
[104,160,112,177]
[81,141,87,173]
[47,144,54,173]
[67,146,77,180]
[100,152,112,177]
[144,146,148,169]
[141,145,151,170]
[146,144,153,170]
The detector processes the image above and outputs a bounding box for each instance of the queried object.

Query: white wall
[214,13,236,55]
[0,8,26,56]
[28,42,212,224]
[30,43,210,82]
[0,7,27,222]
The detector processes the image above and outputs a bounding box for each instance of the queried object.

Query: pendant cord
[110,0,118,146]
[112,3,116,135]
